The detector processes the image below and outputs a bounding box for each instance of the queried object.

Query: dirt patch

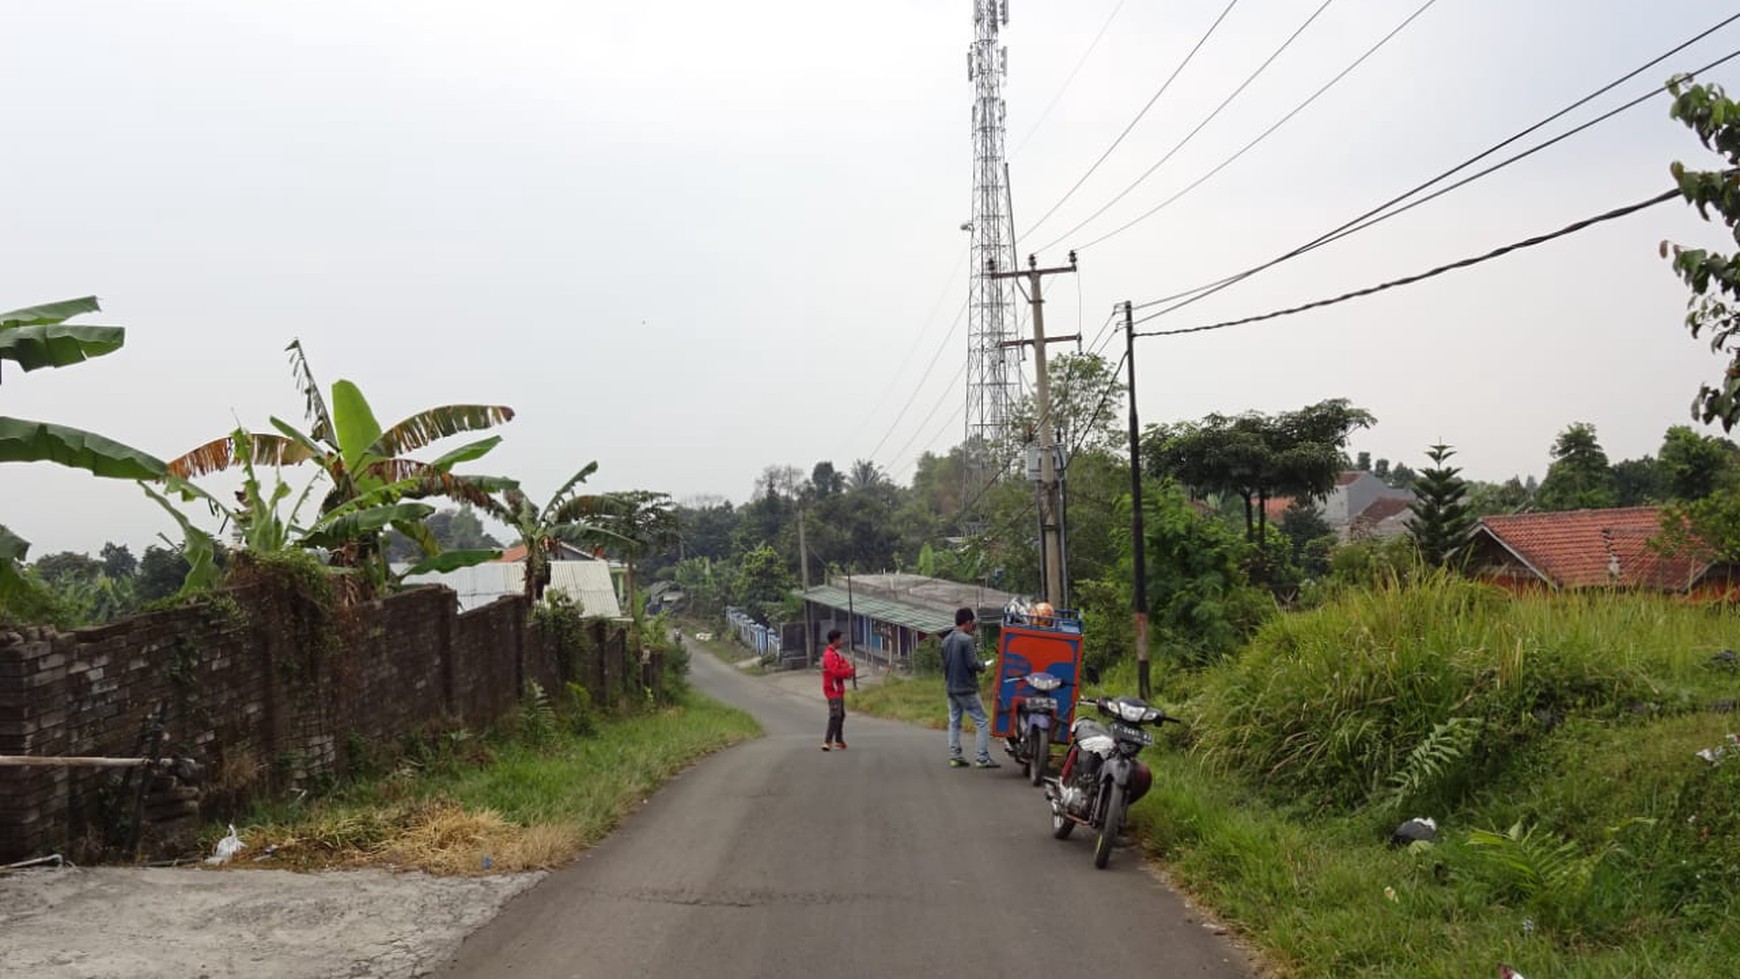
[0,863,542,978]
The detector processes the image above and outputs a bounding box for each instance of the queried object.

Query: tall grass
[1194,573,1735,811]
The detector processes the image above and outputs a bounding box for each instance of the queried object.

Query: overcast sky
[6,0,1740,557]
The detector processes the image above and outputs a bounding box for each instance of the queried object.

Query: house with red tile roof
[1468,506,1729,593]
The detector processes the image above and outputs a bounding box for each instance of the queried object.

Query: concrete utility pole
[799,509,814,668]
[994,251,1078,608]
[1123,301,1151,701]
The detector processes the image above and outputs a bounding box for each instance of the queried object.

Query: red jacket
[821,645,854,699]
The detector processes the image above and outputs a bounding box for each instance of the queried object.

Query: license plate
[1112,723,1152,745]
[1023,697,1056,711]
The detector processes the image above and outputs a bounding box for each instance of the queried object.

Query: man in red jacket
[821,629,856,751]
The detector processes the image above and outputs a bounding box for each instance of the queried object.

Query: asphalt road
[438,649,1259,979]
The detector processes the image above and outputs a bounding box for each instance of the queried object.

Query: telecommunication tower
[964,0,1019,477]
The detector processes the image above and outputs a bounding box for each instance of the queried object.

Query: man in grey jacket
[942,606,1000,769]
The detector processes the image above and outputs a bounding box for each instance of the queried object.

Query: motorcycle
[1001,671,1072,786]
[1043,694,1180,869]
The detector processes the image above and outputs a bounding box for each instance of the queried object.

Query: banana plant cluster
[1,297,167,602]
[162,340,518,600]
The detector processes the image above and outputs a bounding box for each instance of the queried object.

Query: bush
[911,635,943,677]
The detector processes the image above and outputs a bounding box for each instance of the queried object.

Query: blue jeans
[947,692,991,761]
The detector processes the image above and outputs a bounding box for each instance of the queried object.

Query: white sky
[6,0,1740,556]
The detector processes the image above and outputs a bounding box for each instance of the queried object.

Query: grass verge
[224,692,760,875]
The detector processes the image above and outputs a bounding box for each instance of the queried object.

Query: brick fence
[0,581,653,864]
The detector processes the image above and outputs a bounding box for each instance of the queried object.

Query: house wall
[0,581,659,864]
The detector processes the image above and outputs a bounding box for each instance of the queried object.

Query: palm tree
[2,297,167,601]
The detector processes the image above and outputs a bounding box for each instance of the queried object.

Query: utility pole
[798,509,814,668]
[1124,301,1151,700]
[994,251,1078,607]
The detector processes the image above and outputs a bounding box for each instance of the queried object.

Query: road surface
[439,649,1260,978]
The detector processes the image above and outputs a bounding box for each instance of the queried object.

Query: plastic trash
[205,824,244,865]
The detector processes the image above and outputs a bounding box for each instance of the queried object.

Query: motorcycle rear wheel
[1093,783,1125,870]
[1027,725,1050,786]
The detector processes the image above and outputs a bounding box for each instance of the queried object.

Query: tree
[733,544,795,625]
[1612,456,1663,507]
[1147,398,1374,541]
[1663,80,1740,430]
[1355,451,1372,472]
[588,490,680,614]
[808,461,844,499]
[1,297,167,604]
[485,464,617,602]
[100,542,137,579]
[136,544,193,604]
[32,551,102,586]
[1535,422,1617,511]
[1128,481,1271,664]
[1658,424,1736,500]
[1005,352,1128,457]
[1466,476,1532,516]
[1407,444,1475,567]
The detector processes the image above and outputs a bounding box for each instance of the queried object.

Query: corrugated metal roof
[801,585,956,633]
[400,561,621,617]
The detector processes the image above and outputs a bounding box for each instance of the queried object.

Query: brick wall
[0,581,563,864]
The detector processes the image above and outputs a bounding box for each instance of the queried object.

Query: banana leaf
[400,548,502,577]
[167,430,316,479]
[423,435,503,472]
[0,296,101,327]
[0,415,166,478]
[0,324,125,372]
[302,502,436,549]
[374,404,515,457]
[137,482,220,596]
[330,379,384,476]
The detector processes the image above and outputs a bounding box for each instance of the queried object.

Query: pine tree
[1408,444,1475,568]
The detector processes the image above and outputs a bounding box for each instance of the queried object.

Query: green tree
[32,550,102,586]
[588,490,680,614]
[1657,424,1736,500]
[1535,422,1618,511]
[1612,456,1663,507]
[1127,481,1271,664]
[1407,444,1475,567]
[1006,352,1128,457]
[1466,476,1531,516]
[1663,80,1740,430]
[136,544,192,604]
[733,544,796,625]
[486,464,618,602]
[1,297,167,604]
[99,542,137,579]
[1147,398,1374,542]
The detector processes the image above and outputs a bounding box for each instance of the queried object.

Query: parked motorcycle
[1002,671,1072,785]
[1044,695,1180,869]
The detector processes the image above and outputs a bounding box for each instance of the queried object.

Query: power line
[841,251,967,451]
[1131,12,1740,316]
[1021,0,1241,242]
[1009,0,1128,160]
[1068,347,1130,463]
[1131,187,1679,336]
[885,361,968,478]
[862,296,970,462]
[1069,0,1440,254]
[1034,0,1339,255]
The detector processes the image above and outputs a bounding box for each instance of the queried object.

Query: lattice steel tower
[965,0,1019,469]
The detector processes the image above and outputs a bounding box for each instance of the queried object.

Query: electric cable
[1130,13,1740,316]
[1010,0,1128,160]
[1034,0,1339,255]
[1021,0,1241,241]
[842,251,967,451]
[1130,187,1679,336]
[862,295,970,462]
[1067,0,1440,254]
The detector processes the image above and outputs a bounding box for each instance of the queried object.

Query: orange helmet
[1031,602,1055,625]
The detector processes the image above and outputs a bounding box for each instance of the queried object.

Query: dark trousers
[825,697,845,744]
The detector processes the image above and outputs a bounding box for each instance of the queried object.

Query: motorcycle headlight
[1141,707,1163,723]
[1027,673,1063,692]
[1116,701,1147,723]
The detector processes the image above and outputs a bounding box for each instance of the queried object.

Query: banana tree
[2,297,167,603]
[483,461,626,602]
[166,340,513,597]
